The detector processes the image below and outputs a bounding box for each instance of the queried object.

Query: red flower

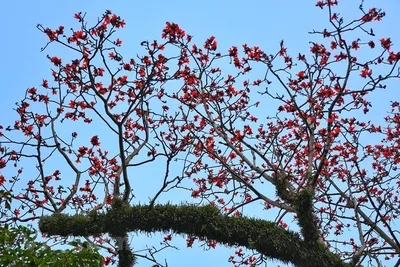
[204,36,218,51]
[298,54,306,61]
[360,67,372,78]
[50,56,62,66]
[388,51,400,64]
[162,22,185,40]
[42,79,49,88]
[316,1,325,8]
[330,41,337,50]
[90,135,100,146]
[368,41,375,49]
[351,41,359,50]
[380,38,391,50]
[164,234,172,241]
[26,125,34,132]
[207,240,217,248]
[110,14,125,28]
[279,220,288,228]
[297,71,306,79]
[102,256,112,266]
[27,87,37,94]
[14,209,20,216]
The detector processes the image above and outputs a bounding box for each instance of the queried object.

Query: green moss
[107,199,137,267]
[294,189,320,244]
[39,204,350,267]
[274,173,295,203]
[114,233,136,267]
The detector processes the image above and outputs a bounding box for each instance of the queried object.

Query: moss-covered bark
[39,203,349,267]
[294,189,320,244]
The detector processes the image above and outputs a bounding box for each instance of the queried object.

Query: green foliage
[0,224,104,267]
[0,190,12,211]
[40,204,350,267]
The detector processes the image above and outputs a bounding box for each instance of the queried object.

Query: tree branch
[39,203,349,267]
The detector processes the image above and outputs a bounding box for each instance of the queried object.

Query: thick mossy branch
[39,204,349,267]
[116,233,135,267]
[108,200,136,267]
[294,189,320,244]
[274,173,296,203]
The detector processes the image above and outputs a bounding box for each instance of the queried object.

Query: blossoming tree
[1,1,399,266]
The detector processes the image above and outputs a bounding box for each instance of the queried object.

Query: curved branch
[39,203,349,267]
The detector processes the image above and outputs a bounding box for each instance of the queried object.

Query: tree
[1,1,399,266]
[0,223,103,266]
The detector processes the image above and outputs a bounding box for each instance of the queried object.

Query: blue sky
[1,1,399,266]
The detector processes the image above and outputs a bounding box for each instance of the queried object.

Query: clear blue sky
[1,1,399,266]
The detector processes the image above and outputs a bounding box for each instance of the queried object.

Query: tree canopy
[0,224,103,266]
[1,1,399,266]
